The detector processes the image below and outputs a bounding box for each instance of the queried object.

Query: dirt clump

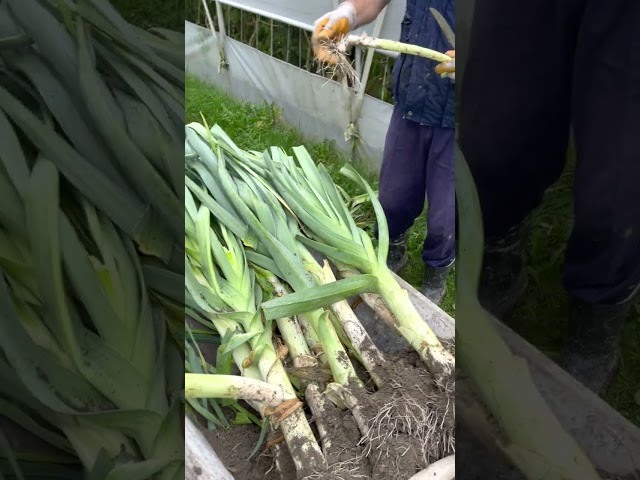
[305,350,454,480]
[200,351,454,480]
[364,351,454,478]
[200,421,280,480]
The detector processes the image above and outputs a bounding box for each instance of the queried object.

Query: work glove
[435,50,455,81]
[312,1,357,64]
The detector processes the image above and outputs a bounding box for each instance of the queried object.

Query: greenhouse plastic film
[216,0,406,44]
[186,21,393,171]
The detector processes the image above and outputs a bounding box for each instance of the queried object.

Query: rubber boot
[386,231,409,273]
[478,216,532,319]
[560,298,631,395]
[421,263,453,306]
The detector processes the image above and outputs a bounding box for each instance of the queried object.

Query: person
[459,0,640,394]
[313,0,456,305]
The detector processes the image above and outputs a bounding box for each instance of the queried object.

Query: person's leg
[378,106,430,272]
[560,0,640,393]
[421,127,455,304]
[458,0,583,318]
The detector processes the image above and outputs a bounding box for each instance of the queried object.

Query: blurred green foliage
[112,0,184,30]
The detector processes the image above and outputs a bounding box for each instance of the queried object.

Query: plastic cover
[186,20,394,171]
[217,0,406,41]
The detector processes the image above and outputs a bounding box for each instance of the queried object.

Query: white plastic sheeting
[217,0,406,43]
[186,20,394,171]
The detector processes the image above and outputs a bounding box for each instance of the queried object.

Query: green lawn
[185,75,455,317]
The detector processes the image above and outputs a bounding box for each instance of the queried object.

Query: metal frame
[200,0,398,160]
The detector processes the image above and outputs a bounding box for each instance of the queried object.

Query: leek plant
[185,123,366,388]
[185,374,287,409]
[184,121,457,478]
[262,146,454,385]
[0,1,184,478]
[338,34,452,63]
[316,31,452,83]
[186,122,453,386]
[454,144,599,479]
[184,200,326,474]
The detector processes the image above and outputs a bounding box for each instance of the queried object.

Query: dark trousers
[459,0,640,304]
[378,107,456,268]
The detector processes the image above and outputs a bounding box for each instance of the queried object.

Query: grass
[185,75,455,317]
[111,0,184,30]
[505,152,640,427]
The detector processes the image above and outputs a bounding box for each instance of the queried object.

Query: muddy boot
[478,216,532,320]
[559,298,631,395]
[421,263,453,305]
[387,231,409,273]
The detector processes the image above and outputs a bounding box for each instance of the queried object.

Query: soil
[199,418,281,480]
[327,350,455,480]
[303,348,440,479]
[203,350,454,480]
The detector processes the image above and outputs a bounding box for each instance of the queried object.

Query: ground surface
[200,419,280,480]
[197,351,453,480]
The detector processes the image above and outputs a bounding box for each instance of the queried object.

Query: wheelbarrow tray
[391,274,639,479]
[187,274,640,479]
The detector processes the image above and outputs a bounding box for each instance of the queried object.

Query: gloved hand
[312,2,357,64]
[435,50,455,81]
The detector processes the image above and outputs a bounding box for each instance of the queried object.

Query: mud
[306,395,372,479]
[306,350,454,480]
[364,351,454,478]
[203,350,454,480]
[199,417,281,480]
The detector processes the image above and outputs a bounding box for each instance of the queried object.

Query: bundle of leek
[184,204,326,474]
[184,121,455,478]
[185,121,453,386]
[185,123,385,478]
[185,122,373,389]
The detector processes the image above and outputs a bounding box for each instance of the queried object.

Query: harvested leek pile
[185,122,455,480]
[0,1,183,478]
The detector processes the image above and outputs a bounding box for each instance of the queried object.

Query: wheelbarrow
[186,273,640,479]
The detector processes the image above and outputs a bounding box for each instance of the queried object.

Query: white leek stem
[409,454,455,480]
[340,34,452,63]
[320,261,385,386]
[263,273,318,369]
[185,373,285,408]
[257,345,327,473]
[298,314,328,365]
[185,416,235,480]
[375,267,454,385]
[305,384,332,454]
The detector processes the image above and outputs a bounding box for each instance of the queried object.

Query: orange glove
[312,2,357,64]
[435,50,455,80]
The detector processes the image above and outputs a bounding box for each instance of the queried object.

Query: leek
[263,145,454,385]
[184,206,326,474]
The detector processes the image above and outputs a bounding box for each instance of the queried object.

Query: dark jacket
[391,0,455,128]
